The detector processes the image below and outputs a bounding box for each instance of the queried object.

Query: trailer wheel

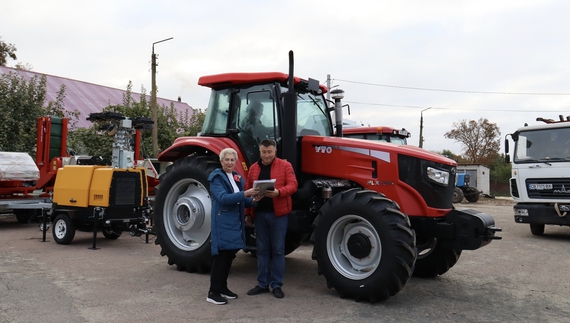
[412,236,461,278]
[101,228,122,239]
[452,188,464,203]
[530,223,545,235]
[153,155,219,273]
[52,213,76,245]
[312,189,416,302]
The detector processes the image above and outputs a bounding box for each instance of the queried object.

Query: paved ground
[0,197,569,323]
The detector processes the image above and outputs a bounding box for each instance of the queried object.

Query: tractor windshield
[294,91,332,136]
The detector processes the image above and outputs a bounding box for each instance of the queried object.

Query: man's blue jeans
[254,211,288,289]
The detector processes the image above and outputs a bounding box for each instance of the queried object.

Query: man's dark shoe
[273,287,284,299]
[247,286,269,296]
[221,288,238,299]
[207,292,228,305]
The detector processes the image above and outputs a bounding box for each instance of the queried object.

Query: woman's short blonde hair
[219,148,238,161]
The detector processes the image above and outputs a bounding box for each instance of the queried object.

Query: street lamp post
[419,107,432,148]
[151,37,173,157]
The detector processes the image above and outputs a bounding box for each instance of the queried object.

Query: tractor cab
[198,72,332,166]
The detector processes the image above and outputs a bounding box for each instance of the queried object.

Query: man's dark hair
[259,139,276,147]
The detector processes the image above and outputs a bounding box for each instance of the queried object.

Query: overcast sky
[3,0,570,155]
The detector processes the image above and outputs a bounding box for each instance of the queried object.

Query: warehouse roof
[0,66,193,128]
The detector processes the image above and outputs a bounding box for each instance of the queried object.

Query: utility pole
[419,107,432,148]
[151,37,173,157]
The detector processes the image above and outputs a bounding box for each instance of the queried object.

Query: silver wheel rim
[163,178,211,251]
[54,218,67,240]
[326,214,381,280]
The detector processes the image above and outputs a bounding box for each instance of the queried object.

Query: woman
[207,148,259,305]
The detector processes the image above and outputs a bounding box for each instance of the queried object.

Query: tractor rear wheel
[452,187,464,203]
[153,155,220,273]
[312,189,416,302]
[413,236,461,278]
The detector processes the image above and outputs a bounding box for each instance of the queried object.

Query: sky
[3,0,570,156]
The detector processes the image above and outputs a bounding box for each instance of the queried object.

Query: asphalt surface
[0,198,569,323]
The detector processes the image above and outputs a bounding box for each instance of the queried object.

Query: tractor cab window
[295,91,331,136]
[201,89,231,135]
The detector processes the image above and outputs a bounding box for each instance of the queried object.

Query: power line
[335,79,570,96]
[344,100,565,113]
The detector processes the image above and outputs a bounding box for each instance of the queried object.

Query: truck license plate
[528,183,552,190]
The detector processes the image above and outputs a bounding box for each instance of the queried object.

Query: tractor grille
[525,178,570,199]
[398,155,454,209]
[110,172,142,206]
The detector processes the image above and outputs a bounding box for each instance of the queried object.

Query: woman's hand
[244,187,260,197]
[245,215,253,227]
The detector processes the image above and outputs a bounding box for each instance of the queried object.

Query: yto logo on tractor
[315,145,332,154]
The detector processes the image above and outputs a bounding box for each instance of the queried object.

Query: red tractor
[153,52,501,302]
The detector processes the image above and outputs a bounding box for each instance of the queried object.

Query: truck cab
[506,116,570,235]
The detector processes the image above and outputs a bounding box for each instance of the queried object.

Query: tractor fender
[157,137,250,174]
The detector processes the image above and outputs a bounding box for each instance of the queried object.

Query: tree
[0,37,17,66]
[68,82,197,161]
[444,118,500,166]
[0,71,76,155]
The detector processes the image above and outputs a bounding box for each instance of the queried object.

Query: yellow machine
[49,112,153,246]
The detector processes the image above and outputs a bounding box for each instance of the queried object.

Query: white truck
[505,115,570,235]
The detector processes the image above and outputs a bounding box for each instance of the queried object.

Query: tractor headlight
[427,167,450,186]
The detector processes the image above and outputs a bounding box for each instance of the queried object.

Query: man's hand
[264,188,280,198]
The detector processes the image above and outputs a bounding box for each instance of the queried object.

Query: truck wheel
[52,213,76,244]
[312,189,416,302]
[452,188,464,203]
[413,237,461,278]
[530,223,545,235]
[102,228,122,239]
[153,156,219,273]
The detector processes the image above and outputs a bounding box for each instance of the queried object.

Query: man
[241,100,271,142]
[245,139,298,299]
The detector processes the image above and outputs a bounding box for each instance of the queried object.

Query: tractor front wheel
[153,155,219,273]
[413,236,461,278]
[312,189,416,302]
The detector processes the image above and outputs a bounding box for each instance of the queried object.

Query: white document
[253,179,276,195]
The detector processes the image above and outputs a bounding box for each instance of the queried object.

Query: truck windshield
[514,127,570,163]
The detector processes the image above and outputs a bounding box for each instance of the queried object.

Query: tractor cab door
[200,84,280,166]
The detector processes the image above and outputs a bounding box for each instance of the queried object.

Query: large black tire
[312,189,416,303]
[52,213,76,245]
[530,223,545,235]
[452,187,464,204]
[413,236,461,278]
[464,188,480,203]
[153,156,220,273]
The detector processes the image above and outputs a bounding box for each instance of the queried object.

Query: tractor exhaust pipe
[282,50,298,174]
[331,88,345,137]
